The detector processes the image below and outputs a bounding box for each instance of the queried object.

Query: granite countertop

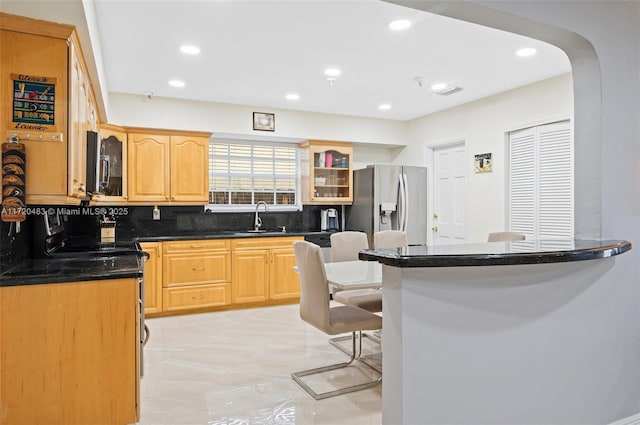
[136,230,334,243]
[359,239,632,267]
[0,254,142,287]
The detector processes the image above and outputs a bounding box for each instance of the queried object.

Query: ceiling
[2,0,571,122]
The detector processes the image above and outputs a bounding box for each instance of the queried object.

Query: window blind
[209,141,298,208]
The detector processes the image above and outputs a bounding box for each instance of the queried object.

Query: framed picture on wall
[253,112,275,131]
[474,153,492,173]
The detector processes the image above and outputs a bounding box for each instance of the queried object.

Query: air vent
[434,86,464,96]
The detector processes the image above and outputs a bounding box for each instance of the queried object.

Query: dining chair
[374,230,408,249]
[488,232,526,242]
[330,231,382,313]
[330,231,369,262]
[292,241,382,400]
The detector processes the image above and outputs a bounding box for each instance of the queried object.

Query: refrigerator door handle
[402,173,409,232]
[398,173,406,231]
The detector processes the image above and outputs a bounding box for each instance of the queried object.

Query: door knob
[432,226,439,232]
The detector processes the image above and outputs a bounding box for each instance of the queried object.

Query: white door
[432,143,467,244]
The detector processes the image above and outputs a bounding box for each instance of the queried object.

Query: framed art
[474,153,492,173]
[253,112,275,131]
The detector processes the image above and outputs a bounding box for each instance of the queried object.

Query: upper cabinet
[299,140,353,205]
[90,124,127,203]
[0,14,98,205]
[127,128,210,204]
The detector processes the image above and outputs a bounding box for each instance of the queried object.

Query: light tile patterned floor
[138,303,381,425]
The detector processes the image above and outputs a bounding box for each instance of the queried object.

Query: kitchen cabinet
[231,236,303,304]
[299,140,353,204]
[90,123,128,203]
[127,128,210,204]
[0,15,99,204]
[140,241,162,316]
[162,239,231,312]
[0,278,140,424]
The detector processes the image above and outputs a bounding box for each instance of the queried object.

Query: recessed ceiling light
[180,45,200,55]
[378,104,392,110]
[516,47,537,57]
[286,93,300,101]
[324,68,341,77]
[169,80,185,88]
[388,19,411,31]
[430,82,448,91]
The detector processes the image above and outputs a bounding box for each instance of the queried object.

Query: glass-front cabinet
[299,140,353,204]
[91,124,127,203]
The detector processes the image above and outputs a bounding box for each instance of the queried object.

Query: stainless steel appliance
[346,164,428,245]
[321,208,339,231]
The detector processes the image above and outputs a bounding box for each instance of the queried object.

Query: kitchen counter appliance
[321,208,339,231]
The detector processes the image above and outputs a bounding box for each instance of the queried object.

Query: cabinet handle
[191,245,203,249]
[192,267,205,271]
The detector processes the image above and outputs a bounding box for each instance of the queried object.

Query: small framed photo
[474,153,493,173]
[253,112,275,131]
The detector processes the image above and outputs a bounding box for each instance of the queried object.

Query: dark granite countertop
[359,239,632,267]
[0,254,142,287]
[136,230,334,243]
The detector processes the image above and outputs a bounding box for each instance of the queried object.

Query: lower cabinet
[144,236,302,315]
[0,278,140,425]
[231,236,303,304]
[162,239,231,312]
[140,241,163,315]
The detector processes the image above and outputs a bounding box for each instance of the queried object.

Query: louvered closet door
[508,120,573,239]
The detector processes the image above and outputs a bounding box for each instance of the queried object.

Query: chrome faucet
[254,201,269,231]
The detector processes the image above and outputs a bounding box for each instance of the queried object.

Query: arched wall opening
[388,0,603,240]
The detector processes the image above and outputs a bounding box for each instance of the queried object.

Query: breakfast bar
[360,239,631,425]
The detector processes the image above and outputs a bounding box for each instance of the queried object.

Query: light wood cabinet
[127,128,210,204]
[90,124,128,203]
[0,278,140,424]
[140,241,162,316]
[231,236,303,304]
[162,239,231,311]
[0,14,98,204]
[299,140,353,204]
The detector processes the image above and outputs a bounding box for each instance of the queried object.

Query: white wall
[400,73,574,242]
[107,92,407,148]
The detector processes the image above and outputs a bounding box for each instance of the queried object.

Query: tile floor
[138,303,382,425]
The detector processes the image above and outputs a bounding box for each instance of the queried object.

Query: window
[508,120,573,239]
[207,140,300,211]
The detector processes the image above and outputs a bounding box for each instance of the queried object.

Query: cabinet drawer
[163,239,230,254]
[163,253,230,287]
[231,236,302,250]
[163,283,230,311]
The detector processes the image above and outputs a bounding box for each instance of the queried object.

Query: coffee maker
[321,208,339,231]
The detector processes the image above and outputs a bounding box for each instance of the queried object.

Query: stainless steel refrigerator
[346,164,428,245]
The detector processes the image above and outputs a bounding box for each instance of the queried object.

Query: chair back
[488,232,526,242]
[330,231,369,262]
[293,241,331,332]
[374,230,408,249]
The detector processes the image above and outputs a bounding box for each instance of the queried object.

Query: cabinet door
[1,31,68,201]
[140,242,162,315]
[92,125,127,202]
[128,133,170,201]
[270,247,300,300]
[170,136,209,202]
[68,43,87,198]
[300,142,353,205]
[232,250,270,303]
[163,252,231,287]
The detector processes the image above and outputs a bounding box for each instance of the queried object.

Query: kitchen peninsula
[360,239,631,425]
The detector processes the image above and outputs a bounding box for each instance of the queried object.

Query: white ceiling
[3,0,571,122]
